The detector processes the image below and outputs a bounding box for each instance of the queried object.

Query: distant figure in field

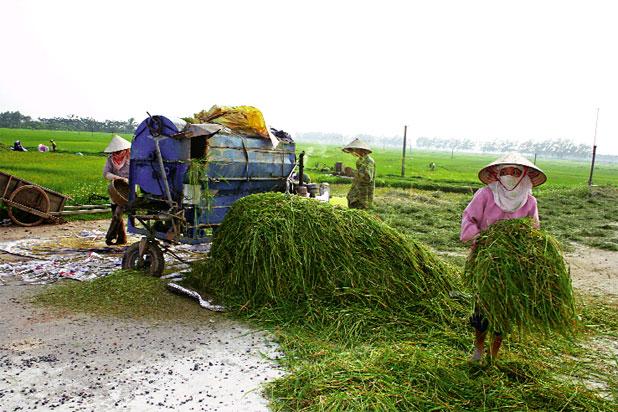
[342,138,375,209]
[12,140,27,152]
[429,162,436,171]
[49,139,57,152]
[38,144,49,152]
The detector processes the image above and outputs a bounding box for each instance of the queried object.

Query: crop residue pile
[188,193,460,327]
[464,218,576,336]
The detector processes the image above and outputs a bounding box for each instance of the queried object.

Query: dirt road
[0,221,284,411]
[0,281,284,411]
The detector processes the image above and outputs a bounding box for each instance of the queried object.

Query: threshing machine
[121,115,326,275]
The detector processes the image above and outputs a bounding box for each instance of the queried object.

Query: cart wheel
[122,241,165,277]
[7,185,50,227]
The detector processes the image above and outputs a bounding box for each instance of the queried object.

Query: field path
[566,246,618,302]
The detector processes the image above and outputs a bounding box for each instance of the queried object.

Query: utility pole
[401,125,407,177]
[588,108,600,187]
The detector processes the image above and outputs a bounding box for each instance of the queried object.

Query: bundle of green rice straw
[464,218,576,336]
[188,192,460,322]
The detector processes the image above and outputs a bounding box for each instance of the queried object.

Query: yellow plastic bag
[194,105,270,139]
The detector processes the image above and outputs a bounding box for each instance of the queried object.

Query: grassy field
[0,127,131,155]
[304,143,618,188]
[1,128,616,200]
[1,128,615,227]
[367,185,618,256]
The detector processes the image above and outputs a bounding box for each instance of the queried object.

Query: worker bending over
[102,135,131,245]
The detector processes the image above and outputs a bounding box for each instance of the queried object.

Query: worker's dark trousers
[106,204,127,245]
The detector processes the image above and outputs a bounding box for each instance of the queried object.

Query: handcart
[0,171,110,227]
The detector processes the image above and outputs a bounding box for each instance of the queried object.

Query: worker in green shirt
[343,138,375,209]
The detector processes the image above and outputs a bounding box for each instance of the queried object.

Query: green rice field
[1,128,616,202]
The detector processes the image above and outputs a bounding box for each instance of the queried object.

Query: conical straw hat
[478,152,547,187]
[104,135,132,153]
[342,138,372,153]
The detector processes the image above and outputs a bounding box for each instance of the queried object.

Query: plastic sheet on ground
[0,252,120,284]
[0,231,211,286]
[167,282,225,312]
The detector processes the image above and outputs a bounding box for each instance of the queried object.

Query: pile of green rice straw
[464,218,576,336]
[188,192,460,324]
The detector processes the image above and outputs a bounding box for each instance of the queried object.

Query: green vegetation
[538,186,618,251]
[465,218,576,336]
[1,129,616,194]
[371,185,618,254]
[0,127,131,154]
[186,193,463,340]
[264,305,616,410]
[304,144,618,188]
[0,151,108,205]
[33,271,214,321]
[181,192,616,410]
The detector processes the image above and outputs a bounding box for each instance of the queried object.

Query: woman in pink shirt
[461,153,547,362]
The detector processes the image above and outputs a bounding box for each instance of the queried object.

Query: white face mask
[498,175,520,191]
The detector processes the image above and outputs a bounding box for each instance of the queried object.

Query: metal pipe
[588,108,600,187]
[55,209,111,216]
[208,177,289,182]
[153,137,174,204]
[63,204,111,209]
[298,151,305,186]
[401,125,407,177]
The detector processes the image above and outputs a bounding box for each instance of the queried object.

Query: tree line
[295,132,404,148]
[0,111,137,134]
[416,137,595,160]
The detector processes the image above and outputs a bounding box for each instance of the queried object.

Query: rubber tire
[121,241,165,277]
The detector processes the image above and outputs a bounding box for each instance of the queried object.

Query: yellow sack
[194,105,269,139]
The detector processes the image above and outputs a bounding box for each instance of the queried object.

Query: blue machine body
[127,115,296,244]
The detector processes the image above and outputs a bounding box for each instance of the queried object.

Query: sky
[1,0,617,154]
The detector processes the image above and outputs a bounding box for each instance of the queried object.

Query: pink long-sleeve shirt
[460,186,539,243]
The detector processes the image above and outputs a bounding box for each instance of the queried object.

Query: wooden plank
[54,209,110,216]
[63,204,111,210]
[2,198,61,222]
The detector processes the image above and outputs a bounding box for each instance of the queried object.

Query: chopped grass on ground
[266,327,614,411]
[33,271,215,321]
[186,192,465,342]
[368,184,618,254]
[371,186,469,253]
[257,293,617,411]
[537,185,618,251]
[34,269,617,410]
[178,191,617,410]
